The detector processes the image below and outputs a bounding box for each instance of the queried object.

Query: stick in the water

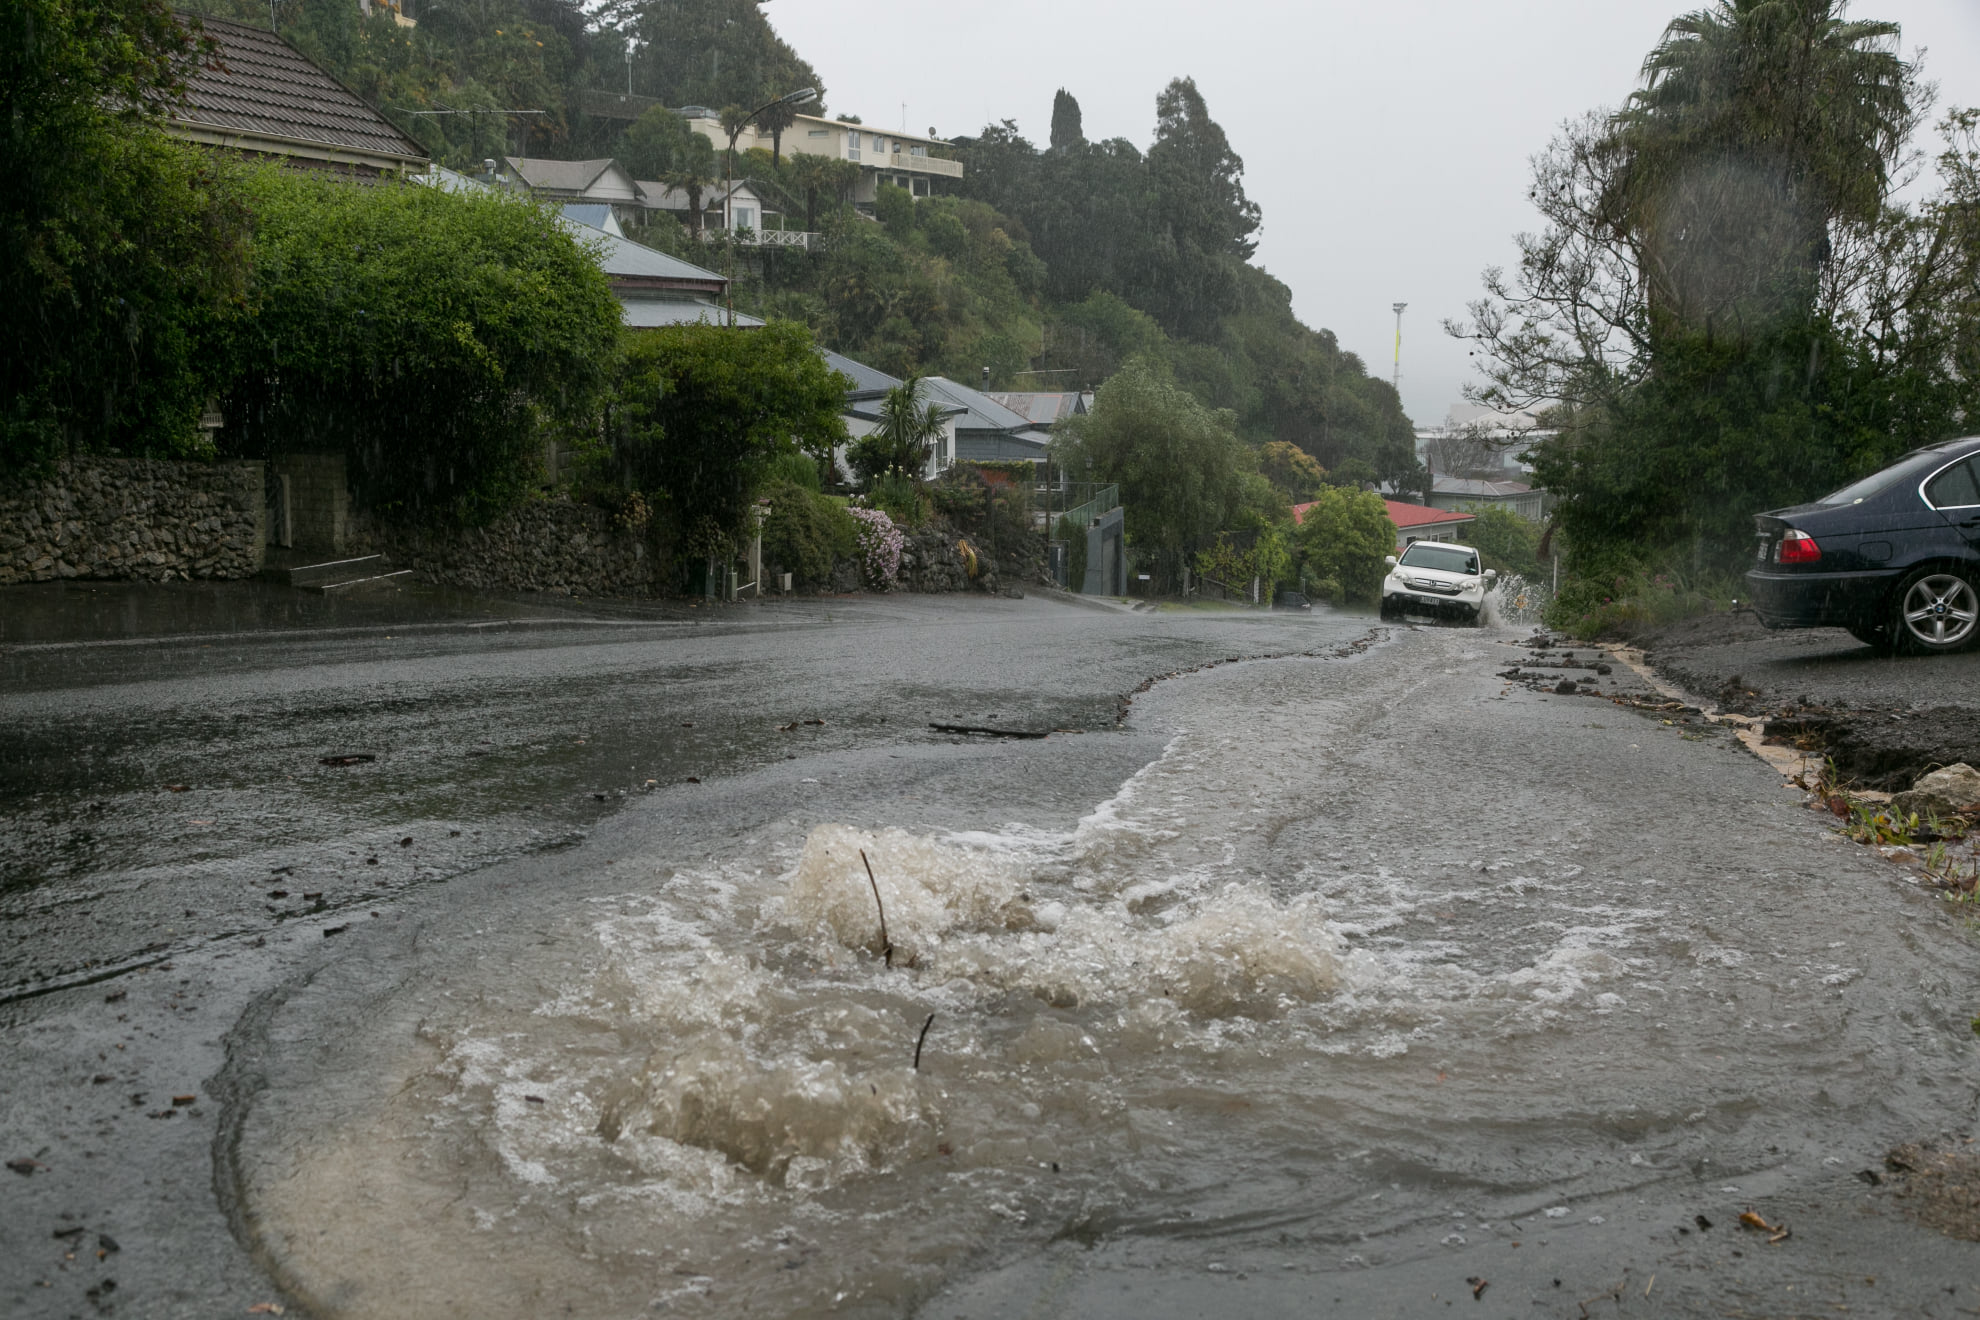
[859,849,893,967]
[913,1012,935,1070]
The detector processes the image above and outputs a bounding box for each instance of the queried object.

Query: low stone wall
[0,457,265,585]
[830,523,1036,596]
[351,498,663,596]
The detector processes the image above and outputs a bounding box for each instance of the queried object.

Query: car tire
[1379,597,1400,622]
[1891,566,1980,654]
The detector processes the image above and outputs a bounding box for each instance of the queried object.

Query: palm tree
[872,377,950,479]
[662,136,719,236]
[1605,0,1915,331]
[756,97,800,166]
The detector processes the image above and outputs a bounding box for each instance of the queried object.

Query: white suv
[1379,540,1496,624]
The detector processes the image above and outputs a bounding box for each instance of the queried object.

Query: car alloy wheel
[1896,569,1980,652]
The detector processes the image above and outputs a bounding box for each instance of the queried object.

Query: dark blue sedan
[1746,435,1980,653]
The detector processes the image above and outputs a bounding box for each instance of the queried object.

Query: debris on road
[318,754,374,767]
[929,723,1049,739]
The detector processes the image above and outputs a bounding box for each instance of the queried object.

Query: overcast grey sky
[770,0,1980,427]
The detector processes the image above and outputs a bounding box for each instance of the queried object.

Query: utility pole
[1391,302,1407,395]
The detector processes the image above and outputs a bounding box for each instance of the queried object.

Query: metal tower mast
[1391,302,1407,394]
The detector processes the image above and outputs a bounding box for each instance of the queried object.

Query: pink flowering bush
[846,505,904,588]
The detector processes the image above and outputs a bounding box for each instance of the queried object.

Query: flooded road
[4,591,1977,1317]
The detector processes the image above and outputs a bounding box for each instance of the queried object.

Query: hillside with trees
[182,1,1419,501]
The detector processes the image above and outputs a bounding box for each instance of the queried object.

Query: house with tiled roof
[161,16,425,177]
[1293,497,1475,551]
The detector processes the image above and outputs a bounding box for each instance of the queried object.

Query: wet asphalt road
[3,585,1977,1319]
[1634,612,1980,788]
[0,585,1361,1318]
[1639,611,1980,712]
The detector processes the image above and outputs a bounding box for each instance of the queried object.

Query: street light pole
[724,86,817,327]
[1391,302,1407,395]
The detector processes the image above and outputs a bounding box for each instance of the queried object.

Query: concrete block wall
[0,458,265,585]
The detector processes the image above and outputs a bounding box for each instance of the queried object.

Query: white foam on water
[243,647,1788,1319]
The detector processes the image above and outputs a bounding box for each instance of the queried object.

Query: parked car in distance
[1274,590,1312,610]
[1379,540,1496,625]
[1745,435,1980,654]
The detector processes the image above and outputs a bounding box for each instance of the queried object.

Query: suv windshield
[1816,449,1952,506]
[1398,543,1479,575]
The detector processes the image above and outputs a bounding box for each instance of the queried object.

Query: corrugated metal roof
[505,156,620,194]
[985,392,1085,425]
[168,17,425,164]
[820,350,901,396]
[919,377,1036,432]
[619,298,764,329]
[558,218,727,286]
[558,203,621,235]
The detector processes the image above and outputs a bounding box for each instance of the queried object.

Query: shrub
[220,168,620,523]
[610,320,850,553]
[1295,486,1395,603]
[846,505,904,587]
[765,449,823,492]
[761,481,856,587]
[864,469,927,527]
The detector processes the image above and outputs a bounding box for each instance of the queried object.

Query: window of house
[910,144,927,157]
[912,177,929,196]
[806,128,830,137]
[847,130,860,161]
[732,205,755,231]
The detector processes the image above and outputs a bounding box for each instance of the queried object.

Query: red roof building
[1292,498,1475,550]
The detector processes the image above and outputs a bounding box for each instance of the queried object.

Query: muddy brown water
[218,624,1980,1317]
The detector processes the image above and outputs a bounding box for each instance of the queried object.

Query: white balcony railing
[886,152,963,178]
[699,228,820,251]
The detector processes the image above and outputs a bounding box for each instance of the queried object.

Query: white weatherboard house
[677,109,964,205]
[825,351,960,482]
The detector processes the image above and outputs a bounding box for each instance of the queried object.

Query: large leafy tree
[2,0,251,472]
[1295,487,1394,604]
[1138,77,1260,339]
[602,0,823,119]
[1049,88,1084,152]
[1051,356,1247,589]
[218,169,621,523]
[1453,1,1976,585]
[609,321,850,555]
[1605,0,1917,334]
[621,104,697,178]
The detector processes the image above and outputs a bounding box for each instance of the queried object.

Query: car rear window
[1925,457,1980,509]
[1398,543,1479,574]
[1816,449,1953,506]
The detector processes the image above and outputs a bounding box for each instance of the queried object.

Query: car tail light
[1777,529,1821,564]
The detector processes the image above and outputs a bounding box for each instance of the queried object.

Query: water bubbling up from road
[233,635,1961,1318]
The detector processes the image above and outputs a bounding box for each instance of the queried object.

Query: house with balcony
[677,108,964,206]
[633,179,785,240]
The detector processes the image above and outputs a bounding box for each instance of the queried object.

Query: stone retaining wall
[351,498,663,596]
[0,457,265,586]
